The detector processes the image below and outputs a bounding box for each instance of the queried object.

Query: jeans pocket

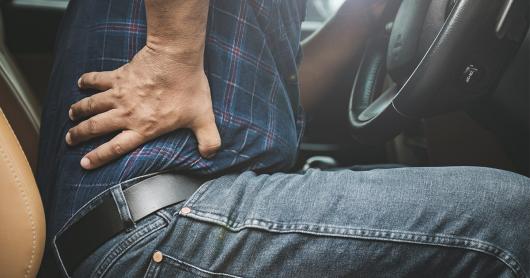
[74,213,169,278]
[144,251,243,278]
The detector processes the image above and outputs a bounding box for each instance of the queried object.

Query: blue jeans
[55,167,530,277]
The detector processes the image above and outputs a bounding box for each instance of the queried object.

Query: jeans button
[180,207,192,215]
[152,251,163,263]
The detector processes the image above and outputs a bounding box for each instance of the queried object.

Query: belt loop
[110,184,135,232]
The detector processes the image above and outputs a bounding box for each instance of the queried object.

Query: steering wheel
[349,0,530,144]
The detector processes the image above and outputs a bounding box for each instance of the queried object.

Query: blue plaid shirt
[38,0,307,235]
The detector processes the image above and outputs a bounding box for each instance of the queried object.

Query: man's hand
[66,0,219,170]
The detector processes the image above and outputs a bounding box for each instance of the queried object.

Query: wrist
[144,0,209,65]
[146,33,205,64]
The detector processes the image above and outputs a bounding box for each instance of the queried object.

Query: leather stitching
[0,109,34,168]
[0,110,37,277]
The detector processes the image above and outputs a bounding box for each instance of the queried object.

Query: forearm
[145,0,209,65]
[299,0,379,111]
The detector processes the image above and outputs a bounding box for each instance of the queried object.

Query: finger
[69,90,115,121]
[66,109,125,146]
[78,71,115,91]
[80,130,144,170]
[191,114,222,159]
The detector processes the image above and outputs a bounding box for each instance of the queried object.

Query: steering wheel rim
[349,35,404,144]
[349,0,530,144]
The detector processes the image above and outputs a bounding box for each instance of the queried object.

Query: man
[38,0,530,277]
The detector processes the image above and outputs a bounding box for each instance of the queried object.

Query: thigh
[39,0,306,191]
[39,0,306,237]
[141,167,530,277]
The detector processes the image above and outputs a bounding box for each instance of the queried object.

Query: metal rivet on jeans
[180,207,192,215]
[152,251,163,263]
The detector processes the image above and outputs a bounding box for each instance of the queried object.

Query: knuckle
[113,88,125,100]
[111,142,124,156]
[123,108,133,117]
[86,97,95,114]
[213,140,222,149]
[200,138,222,151]
[140,127,155,138]
[203,142,222,152]
[140,116,158,137]
[86,119,98,135]
[92,151,103,164]
[145,115,158,127]
[114,71,122,81]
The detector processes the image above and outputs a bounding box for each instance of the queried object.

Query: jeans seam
[143,259,160,278]
[180,180,216,213]
[155,251,243,278]
[156,209,174,223]
[91,217,167,278]
[183,210,527,278]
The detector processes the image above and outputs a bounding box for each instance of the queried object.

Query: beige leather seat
[0,9,45,277]
[0,108,45,278]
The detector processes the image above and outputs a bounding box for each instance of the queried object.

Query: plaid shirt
[38,0,307,234]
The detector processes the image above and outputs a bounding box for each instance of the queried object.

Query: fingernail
[65,132,72,145]
[80,157,91,169]
[68,109,74,121]
[77,77,82,88]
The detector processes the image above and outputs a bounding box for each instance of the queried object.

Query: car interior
[0,0,528,276]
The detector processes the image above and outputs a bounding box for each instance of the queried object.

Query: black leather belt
[54,173,207,275]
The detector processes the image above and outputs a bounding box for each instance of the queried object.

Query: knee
[463,168,530,275]
[465,167,530,226]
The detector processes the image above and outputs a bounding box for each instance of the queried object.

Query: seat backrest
[0,108,45,278]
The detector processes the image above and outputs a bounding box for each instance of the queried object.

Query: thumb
[191,114,222,159]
